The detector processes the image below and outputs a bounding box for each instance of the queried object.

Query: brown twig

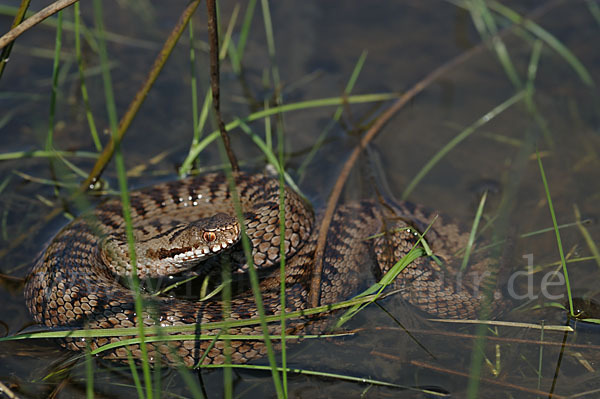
[80,0,202,190]
[308,0,565,307]
[206,0,239,173]
[0,0,77,49]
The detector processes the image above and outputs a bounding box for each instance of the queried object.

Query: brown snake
[25,172,502,367]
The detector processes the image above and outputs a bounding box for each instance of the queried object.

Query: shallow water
[1,1,600,397]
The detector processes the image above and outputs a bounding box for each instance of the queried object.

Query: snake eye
[203,231,217,242]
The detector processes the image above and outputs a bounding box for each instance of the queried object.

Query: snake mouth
[157,236,239,263]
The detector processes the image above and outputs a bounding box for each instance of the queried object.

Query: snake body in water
[25,172,502,367]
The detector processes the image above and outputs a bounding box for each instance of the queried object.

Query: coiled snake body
[25,172,499,366]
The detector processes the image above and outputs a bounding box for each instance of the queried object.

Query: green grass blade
[0,293,405,345]
[0,150,98,160]
[586,0,600,26]
[219,4,239,61]
[74,2,101,151]
[336,248,425,328]
[536,149,573,316]
[460,190,487,273]
[335,216,439,328]
[235,0,257,61]
[524,39,553,147]
[276,87,288,399]
[235,119,303,197]
[53,151,90,178]
[256,0,291,378]
[402,90,525,199]
[260,16,287,364]
[228,0,256,74]
[194,330,223,367]
[260,0,281,99]
[93,0,153,396]
[525,39,542,102]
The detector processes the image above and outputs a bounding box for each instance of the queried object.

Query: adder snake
[25,172,501,366]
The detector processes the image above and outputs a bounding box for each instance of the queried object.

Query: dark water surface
[1,1,600,398]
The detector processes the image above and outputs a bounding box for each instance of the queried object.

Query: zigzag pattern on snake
[25,172,502,367]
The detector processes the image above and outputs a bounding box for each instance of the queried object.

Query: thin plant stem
[93,0,153,396]
[536,149,573,316]
[232,0,257,73]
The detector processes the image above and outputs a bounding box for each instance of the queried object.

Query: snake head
[101,213,242,278]
[154,212,241,267]
[101,212,244,278]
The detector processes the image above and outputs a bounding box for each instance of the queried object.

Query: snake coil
[25,172,501,366]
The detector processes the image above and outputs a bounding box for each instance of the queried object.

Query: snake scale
[25,172,501,367]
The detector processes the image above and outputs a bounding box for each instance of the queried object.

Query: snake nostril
[203,231,217,242]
